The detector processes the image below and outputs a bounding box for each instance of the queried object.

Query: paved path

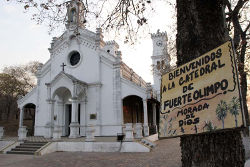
[0,138,181,167]
[245,160,250,167]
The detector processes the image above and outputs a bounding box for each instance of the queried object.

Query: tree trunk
[238,33,249,136]
[235,115,238,127]
[176,0,245,166]
[222,119,224,129]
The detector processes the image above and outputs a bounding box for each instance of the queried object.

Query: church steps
[16,145,41,149]
[20,143,46,146]
[12,148,38,151]
[7,151,35,155]
[6,141,48,155]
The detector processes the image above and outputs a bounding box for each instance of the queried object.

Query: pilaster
[80,99,87,136]
[113,51,122,125]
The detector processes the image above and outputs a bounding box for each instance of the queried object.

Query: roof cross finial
[60,63,66,72]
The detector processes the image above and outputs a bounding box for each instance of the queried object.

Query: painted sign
[159,41,244,138]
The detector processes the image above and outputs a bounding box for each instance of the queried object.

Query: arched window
[156,61,161,70]
[69,8,76,22]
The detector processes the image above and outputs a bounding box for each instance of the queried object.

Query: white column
[69,97,80,138]
[143,99,149,136]
[18,107,27,140]
[80,100,86,136]
[49,100,55,126]
[53,100,63,140]
[152,103,158,133]
[18,126,27,140]
[57,100,64,129]
[84,99,88,126]
[71,98,78,122]
[19,108,24,127]
[45,99,55,138]
[153,103,157,126]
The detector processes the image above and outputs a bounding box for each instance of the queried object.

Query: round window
[69,51,81,66]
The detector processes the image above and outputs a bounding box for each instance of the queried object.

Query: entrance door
[65,104,72,136]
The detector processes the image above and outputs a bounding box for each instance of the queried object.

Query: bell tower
[66,0,86,30]
[151,30,169,99]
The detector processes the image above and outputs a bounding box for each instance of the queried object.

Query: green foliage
[229,96,240,116]
[203,120,217,132]
[229,96,240,127]
[215,100,228,128]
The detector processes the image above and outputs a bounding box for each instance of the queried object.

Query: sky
[0,1,175,83]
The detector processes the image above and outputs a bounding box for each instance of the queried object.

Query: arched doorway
[52,87,73,137]
[23,103,36,136]
[123,95,144,124]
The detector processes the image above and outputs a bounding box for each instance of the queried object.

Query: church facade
[17,0,169,139]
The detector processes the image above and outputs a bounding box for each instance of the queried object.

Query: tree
[224,0,250,135]
[0,61,42,121]
[215,100,228,129]
[229,96,240,127]
[176,0,245,166]
[5,0,153,42]
[0,73,23,120]
[3,61,42,93]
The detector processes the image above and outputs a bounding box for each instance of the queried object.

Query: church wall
[35,70,52,136]
[18,88,37,109]
[50,39,100,84]
[85,86,98,122]
[100,62,115,125]
[99,61,122,136]
[121,80,147,100]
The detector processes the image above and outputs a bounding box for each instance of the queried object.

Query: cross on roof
[60,63,66,72]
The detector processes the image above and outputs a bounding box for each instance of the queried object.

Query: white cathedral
[17,0,169,140]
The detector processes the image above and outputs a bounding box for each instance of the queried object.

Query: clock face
[69,51,81,66]
[156,40,163,47]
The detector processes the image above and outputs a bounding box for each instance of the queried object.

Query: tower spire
[66,0,86,30]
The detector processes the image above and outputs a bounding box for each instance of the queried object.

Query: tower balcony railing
[120,62,147,89]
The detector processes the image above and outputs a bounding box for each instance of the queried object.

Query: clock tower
[151,30,169,100]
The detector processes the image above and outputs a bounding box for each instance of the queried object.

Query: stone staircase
[140,138,156,149]
[6,141,48,155]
